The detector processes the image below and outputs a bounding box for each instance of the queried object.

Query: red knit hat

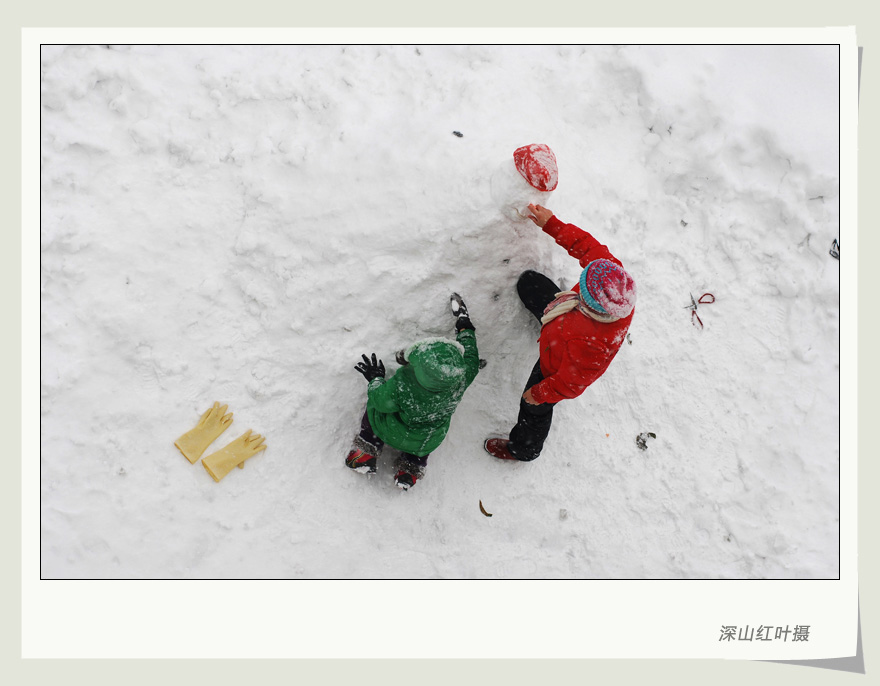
[513,144,558,192]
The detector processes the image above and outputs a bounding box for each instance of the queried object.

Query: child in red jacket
[485,203,636,462]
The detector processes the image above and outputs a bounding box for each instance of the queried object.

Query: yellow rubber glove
[202,430,267,482]
[174,402,233,464]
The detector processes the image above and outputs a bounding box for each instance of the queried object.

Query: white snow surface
[40,44,840,579]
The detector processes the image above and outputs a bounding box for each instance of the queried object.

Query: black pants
[357,411,429,473]
[508,270,560,461]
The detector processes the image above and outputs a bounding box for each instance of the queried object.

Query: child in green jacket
[346,294,480,490]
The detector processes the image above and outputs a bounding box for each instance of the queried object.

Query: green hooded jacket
[366,329,480,457]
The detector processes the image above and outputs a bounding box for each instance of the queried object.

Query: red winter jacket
[529,216,634,405]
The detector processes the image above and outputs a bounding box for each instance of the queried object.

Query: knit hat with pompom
[579,259,636,319]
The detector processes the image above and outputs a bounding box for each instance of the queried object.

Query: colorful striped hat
[579,259,636,319]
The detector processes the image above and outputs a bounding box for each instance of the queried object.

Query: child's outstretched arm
[526,203,617,267]
[355,353,399,413]
[457,328,480,386]
[450,294,480,385]
[367,376,399,413]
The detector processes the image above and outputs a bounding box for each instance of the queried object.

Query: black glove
[354,353,386,382]
[450,293,475,332]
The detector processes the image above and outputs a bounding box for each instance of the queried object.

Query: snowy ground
[39,44,839,579]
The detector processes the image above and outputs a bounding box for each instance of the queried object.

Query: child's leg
[394,451,429,490]
[517,270,561,321]
[346,409,383,473]
[508,360,557,461]
[354,410,384,453]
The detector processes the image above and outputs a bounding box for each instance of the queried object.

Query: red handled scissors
[687,292,715,329]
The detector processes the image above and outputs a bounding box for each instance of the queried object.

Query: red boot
[484,438,520,461]
[394,470,418,491]
[345,448,377,474]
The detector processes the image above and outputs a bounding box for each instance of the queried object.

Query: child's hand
[355,353,386,382]
[522,387,541,405]
[527,204,553,228]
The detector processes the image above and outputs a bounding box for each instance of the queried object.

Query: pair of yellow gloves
[174,402,267,482]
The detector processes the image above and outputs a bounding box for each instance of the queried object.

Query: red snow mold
[513,144,559,192]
